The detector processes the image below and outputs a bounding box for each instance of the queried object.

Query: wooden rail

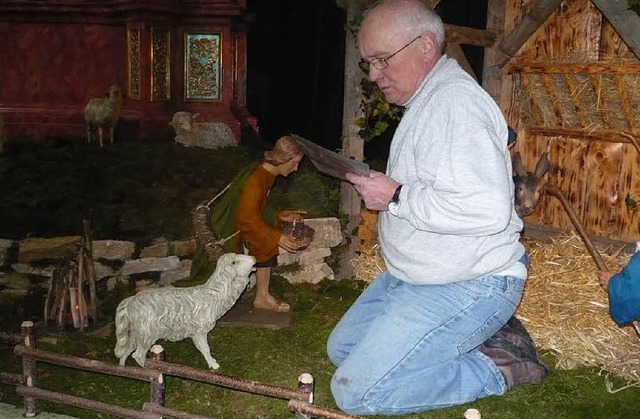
[1,321,360,419]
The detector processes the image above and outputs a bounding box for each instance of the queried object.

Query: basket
[280,220,315,250]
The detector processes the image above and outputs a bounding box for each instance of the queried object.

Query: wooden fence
[0,321,360,419]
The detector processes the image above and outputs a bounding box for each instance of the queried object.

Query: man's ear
[419,33,437,60]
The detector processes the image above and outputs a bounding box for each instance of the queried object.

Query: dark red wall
[0,0,250,142]
[0,22,129,140]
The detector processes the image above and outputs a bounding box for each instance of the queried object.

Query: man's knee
[330,371,376,415]
[326,328,346,366]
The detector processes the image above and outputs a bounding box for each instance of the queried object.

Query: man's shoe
[479,335,548,391]
[492,316,538,358]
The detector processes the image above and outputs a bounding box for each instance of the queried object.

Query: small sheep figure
[169,111,237,149]
[114,253,256,369]
[85,85,124,147]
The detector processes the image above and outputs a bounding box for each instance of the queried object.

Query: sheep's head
[170,111,195,132]
[216,253,256,281]
[108,85,122,100]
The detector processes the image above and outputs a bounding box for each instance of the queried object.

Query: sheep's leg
[86,127,92,143]
[98,128,104,148]
[191,333,219,369]
[109,127,114,144]
[119,349,133,366]
[132,346,148,368]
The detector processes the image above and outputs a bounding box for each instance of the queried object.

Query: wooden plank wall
[502,0,640,242]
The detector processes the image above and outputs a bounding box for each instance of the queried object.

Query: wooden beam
[444,24,499,48]
[482,0,507,103]
[525,125,640,143]
[446,43,477,81]
[497,0,563,58]
[542,74,563,125]
[591,0,640,61]
[505,60,640,74]
[563,74,587,127]
[521,74,544,125]
[615,74,636,130]
[589,74,611,128]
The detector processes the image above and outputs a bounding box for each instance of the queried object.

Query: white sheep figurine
[169,111,237,149]
[114,253,256,369]
[85,85,124,147]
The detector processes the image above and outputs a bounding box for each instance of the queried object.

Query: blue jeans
[327,269,526,416]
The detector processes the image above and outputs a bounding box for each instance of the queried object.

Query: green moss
[2,277,640,418]
[2,137,640,417]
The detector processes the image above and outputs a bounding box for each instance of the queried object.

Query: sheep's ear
[192,113,200,120]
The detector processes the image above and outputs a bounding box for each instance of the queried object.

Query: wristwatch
[387,185,402,215]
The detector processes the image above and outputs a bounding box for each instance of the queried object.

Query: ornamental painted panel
[184,32,222,101]
[151,28,171,101]
[127,27,141,99]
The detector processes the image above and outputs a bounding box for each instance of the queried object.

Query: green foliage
[345,0,404,143]
[0,137,259,242]
[356,78,404,142]
[266,159,341,219]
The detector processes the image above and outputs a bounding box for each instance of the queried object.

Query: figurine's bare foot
[253,294,290,312]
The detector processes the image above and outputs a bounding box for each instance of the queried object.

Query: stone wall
[0,217,344,299]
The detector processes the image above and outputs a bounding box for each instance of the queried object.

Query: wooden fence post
[21,321,37,417]
[295,373,314,419]
[149,345,166,407]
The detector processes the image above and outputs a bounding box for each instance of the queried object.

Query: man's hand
[279,233,301,253]
[345,171,400,211]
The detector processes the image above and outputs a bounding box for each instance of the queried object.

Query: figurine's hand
[279,233,301,253]
[278,210,307,223]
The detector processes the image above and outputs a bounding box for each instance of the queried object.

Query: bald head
[357,0,445,105]
[360,0,445,52]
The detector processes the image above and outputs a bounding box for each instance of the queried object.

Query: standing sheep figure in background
[114,253,256,369]
[170,111,237,149]
[84,85,123,147]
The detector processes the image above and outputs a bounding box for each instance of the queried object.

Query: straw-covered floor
[351,232,640,390]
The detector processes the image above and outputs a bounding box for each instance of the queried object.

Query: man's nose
[368,67,383,82]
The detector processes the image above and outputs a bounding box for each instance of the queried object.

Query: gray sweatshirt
[379,55,526,285]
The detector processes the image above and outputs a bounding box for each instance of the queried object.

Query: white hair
[363,0,445,51]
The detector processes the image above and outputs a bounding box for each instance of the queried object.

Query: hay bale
[519,232,640,390]
[350,232,640,389]
[351,243,384,283]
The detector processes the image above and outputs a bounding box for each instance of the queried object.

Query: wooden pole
[83,219,98,322]
[21,321,37,418]
[336,0,365,280]
[149,345,166,407]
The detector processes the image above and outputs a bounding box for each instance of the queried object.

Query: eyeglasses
[359,36,421,74]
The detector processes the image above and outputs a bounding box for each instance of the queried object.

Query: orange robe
[234,164,281,263]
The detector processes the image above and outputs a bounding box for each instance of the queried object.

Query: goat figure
[114,253,256,369]
[85,85,123,147]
